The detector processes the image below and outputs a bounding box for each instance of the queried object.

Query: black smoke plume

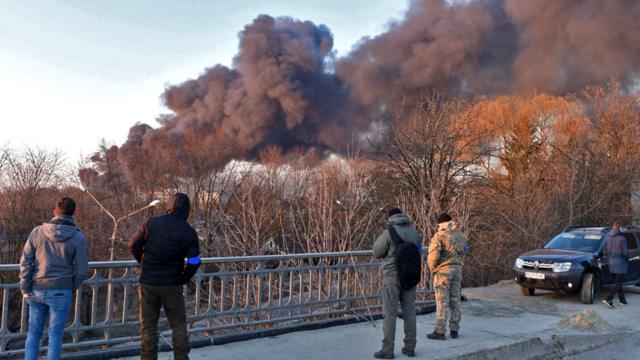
[119,1,640,175]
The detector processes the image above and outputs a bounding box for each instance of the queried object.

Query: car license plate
[525,272,545,280]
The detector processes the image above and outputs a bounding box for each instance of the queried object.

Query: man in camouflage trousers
[427,213,468,340]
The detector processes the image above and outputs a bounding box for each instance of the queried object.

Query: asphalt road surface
[120,281,640,359]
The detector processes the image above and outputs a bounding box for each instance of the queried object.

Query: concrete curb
[448,332,628,360]
[552,333,626,357]
[449,337,562,360]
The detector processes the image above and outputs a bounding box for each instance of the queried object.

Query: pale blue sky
[0,0,407,160]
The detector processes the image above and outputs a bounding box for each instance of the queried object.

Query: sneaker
[619,298,628,305]
[450,330,459,339]
[374,350,395,359]
[602,299,616,309]
[401,348,415,357]
[427,331,446,340]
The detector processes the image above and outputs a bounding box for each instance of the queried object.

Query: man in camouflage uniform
[427,213,468,340]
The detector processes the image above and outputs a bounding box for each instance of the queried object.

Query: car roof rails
[562,225,607,232]
[622,225,640,231]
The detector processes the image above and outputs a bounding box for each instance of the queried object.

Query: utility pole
[632,180,640,227]
[79,182,160,329]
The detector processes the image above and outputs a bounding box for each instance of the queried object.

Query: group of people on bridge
[372,208,468,359]
[19,194,200,360]
[22,193,627,359]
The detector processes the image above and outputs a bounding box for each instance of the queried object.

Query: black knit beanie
[437,212,452,224]
[388,208,402,217]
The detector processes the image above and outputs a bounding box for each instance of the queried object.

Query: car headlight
[553,262,572,272]
[515,258,524,269]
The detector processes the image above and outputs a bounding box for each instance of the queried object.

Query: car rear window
[544,232,602,253]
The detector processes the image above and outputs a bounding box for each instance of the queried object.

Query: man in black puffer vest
[128,193,200,360]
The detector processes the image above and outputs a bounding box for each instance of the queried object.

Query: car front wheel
[520,286,535,296]
[580,272,595,304]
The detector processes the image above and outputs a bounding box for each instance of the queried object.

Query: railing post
[20,296,27,333]
[121,269,131,324]
[71,287,81,343]
[0,288,9,352]
[193,275,200,316]
[104,269,114,340]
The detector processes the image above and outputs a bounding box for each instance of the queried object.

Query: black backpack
[388,225,421,290]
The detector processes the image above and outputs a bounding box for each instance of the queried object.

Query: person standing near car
[372,207,422,359]
[603,219,628,308]
[128,193,201,360]
[19,197,89,360]
[427,213,468,340]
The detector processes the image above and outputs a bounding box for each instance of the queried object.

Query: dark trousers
[139,283,190,360]
[606,274,625,301]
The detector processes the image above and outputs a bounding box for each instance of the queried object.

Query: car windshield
[544,232,602,253]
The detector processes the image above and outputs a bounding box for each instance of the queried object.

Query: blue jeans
[24,289,72,360]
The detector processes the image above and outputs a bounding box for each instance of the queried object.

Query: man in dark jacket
[128,193,200,360]
[372,208,422,359]
[603,219,628,308]
[19,197,89,360]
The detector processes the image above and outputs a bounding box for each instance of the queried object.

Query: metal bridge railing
[0,251,432,358]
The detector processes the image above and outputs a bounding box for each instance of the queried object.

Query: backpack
[388,225,421,290]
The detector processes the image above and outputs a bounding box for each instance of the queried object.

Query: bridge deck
[119,283,640,359]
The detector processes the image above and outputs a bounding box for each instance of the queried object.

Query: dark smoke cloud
[337,0,640,116]
[119,1,640,175]
[505,0,640,92]
[337,0,504,108]
[121,15,354,173]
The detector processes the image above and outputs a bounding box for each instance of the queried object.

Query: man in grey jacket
[372,208,422,359]
[19,197,89,360]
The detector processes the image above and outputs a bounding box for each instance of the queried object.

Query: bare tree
[0,146,67,332]
[0,146,66,263]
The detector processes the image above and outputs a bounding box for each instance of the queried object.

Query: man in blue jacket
[602,219,628,309]
[128,193,200,360]
[19,197,89,360]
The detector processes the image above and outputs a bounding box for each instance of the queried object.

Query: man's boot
[374,350,395,359]
[401,347,415,357]
[427,331,446,340]
[619,295,628,305]
[450,330,459,339]
[603,298,615,309]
